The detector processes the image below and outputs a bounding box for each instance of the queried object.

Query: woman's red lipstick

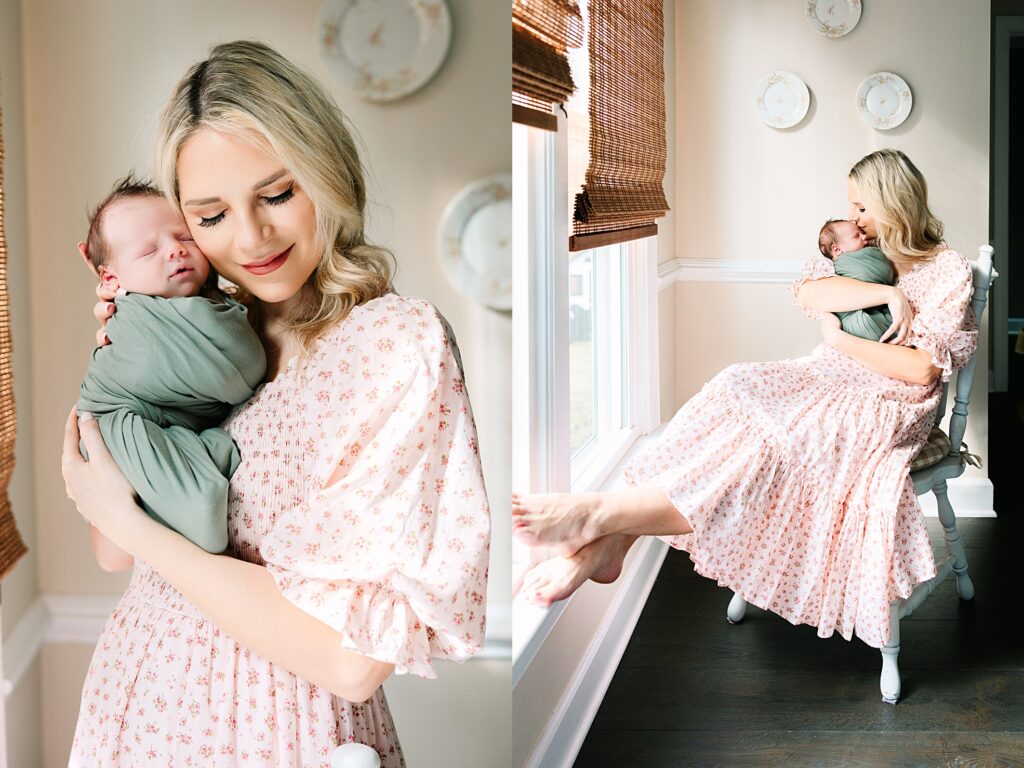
[243,246,291,275]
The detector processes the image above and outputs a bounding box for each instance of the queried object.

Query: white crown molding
[658,257,804,290]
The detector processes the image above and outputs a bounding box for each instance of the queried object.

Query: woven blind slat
[513,0,583,130]
[0,97,28,581]
[572,0,669,246]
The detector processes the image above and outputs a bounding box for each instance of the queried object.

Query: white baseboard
[523,536,668,768]
[3,593,512,700]
[918,477,995,518]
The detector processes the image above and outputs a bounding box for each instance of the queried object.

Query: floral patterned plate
[754,71,810,129]
[317,0,451,102]
[804,0,862,38]
[856,72,913,130]
[437,175,512,311]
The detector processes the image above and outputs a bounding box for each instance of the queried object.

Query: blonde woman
[62,41,490,767]
[514,149,977,653]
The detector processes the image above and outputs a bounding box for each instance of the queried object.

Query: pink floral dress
[70,293,491,767]
[624,248,977,648]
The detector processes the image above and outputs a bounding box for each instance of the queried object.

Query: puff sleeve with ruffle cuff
[906,254,978,384]
[789,255,837,320]
[258,295,490,679]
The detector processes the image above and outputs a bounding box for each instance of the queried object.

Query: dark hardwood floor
[573,514,1024,767]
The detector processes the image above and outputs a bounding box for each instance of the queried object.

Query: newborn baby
[817,219,896,343]
[76,175,266,553]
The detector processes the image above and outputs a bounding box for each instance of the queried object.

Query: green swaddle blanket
[77,293,267,552]
[832,246,895,342]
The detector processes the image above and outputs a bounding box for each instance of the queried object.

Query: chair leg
[726,591,747,624]
[879,601,901,704]
[934,479,975,600]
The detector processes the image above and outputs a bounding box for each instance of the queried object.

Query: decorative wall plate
[438,175,512,311]
[856,72,912,130]
[804,0,862,38]
[754,71,810,129]
[317,0,451,102]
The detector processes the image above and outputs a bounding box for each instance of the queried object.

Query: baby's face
[100,196,210,298]
[829,221,868,258]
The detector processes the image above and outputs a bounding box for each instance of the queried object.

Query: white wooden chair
[725,245,997,705]
[330,743,382,767]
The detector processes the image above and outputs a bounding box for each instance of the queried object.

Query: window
[511,0,662,670]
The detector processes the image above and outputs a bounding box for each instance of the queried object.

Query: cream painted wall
[671,0,990,476]
[16,1,510,766]
[657,0,678,420]
[1,0,43,762]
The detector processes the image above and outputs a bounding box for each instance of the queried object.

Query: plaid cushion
[910,425,952,471]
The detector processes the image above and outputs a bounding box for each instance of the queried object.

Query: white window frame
[568,237,659,493]
[512,114,661,679]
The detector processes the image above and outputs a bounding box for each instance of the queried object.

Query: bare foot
[511,491,606,557]
[519,534,632,608]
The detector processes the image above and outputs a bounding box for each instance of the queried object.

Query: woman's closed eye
[197,211,226,228]
[194,185,294,228]
[262,184,294,206]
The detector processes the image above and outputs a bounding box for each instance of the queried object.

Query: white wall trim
[522,536,668,768]
[40,594,120,645]
[4,593,512,699]
[657,257,803,290]
[1,598,49,698]
[918,477,995,518]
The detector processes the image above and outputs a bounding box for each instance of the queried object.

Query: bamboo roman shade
[570,0,669,251]
[0,98,27,581]
[513,0,583,131]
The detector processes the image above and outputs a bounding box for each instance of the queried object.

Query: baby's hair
[84,173,163,270]
[817,218,849,259]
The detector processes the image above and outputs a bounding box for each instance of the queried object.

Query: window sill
[512,423,667,686]
[571,426,641,494]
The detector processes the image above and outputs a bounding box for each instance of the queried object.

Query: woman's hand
[93,283,116,347]
[62,406,144,553]
[820,312,843,346]
[79,241,116,347]
[879,286,914,345]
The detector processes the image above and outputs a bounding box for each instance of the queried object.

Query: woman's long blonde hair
[848,149,945,267]
[155,40,394,351]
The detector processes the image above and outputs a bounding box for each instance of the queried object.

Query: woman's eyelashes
[197,212,225,228]
[262,184,295,206]
[194,184,295,228]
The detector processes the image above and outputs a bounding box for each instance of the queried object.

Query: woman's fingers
[61,406,82,482]
[92,300,114,347]
[92,301,114,323]
[94,282,117,303]
[76,411,107,460]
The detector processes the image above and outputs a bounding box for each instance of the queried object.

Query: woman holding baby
[61,41,490,767]
[513,148,977,653]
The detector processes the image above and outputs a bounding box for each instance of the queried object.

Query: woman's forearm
[799,276,895,312]
[89,523,134,572]
[829,331,940,385]
[116,505,394,702]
